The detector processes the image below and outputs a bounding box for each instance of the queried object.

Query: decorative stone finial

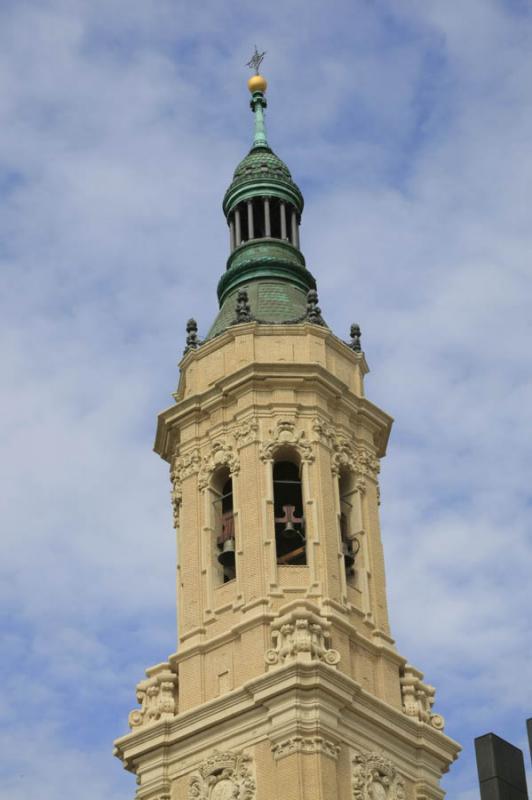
[233,290,252,324]
[306,290,325,326]
[349,323,362,352]
[184,318,200,353]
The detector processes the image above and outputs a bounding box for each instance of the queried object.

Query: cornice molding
[114,660,460,777]
[155,363,392,463]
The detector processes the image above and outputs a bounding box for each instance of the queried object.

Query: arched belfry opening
[339,470,361,583]
[273,456,306,565]
[211,467,236,583]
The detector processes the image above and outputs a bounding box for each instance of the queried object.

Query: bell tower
[114,58,460,800]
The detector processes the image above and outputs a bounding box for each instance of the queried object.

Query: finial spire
[184,318,200,354]
[349,323,362,352]
[246,46,266,75]
[246,47,268,149]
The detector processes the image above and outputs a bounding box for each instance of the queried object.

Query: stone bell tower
[114,59,460,800]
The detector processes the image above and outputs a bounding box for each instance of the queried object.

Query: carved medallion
[352,751,405,800]
[188,751,255,800]
[265,605,340,667]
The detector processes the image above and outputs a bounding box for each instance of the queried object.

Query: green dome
[208,280,311,339]
[203,84,325,341]
[223,145,304,217]
[232,147,292,186]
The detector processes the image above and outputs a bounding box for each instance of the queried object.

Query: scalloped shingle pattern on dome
[229,147,297,190]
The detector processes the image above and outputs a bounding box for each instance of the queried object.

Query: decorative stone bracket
[128,662,178,730]
[352,750,405,800]
[265,605,340,667]
[400,664,444,730]
[188,750,255,800]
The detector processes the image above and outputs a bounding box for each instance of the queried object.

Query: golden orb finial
[248,74,267,93]
[246,47,267,93]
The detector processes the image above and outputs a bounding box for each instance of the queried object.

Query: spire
[246,47,269,150]
[207,59,319,338]
[250,86,268,149]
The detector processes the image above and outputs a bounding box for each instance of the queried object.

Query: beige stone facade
[114,321,460,800]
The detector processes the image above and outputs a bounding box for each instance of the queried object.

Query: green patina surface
[207,280,311,339]
[223,145,303,216]
[223,89,303,215]
[218,238,314,304]
[250,90,268,149]
[206,87,324,339]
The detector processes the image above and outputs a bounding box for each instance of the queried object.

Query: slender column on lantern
[280,201,287,240]
[235,207,242,246]
[291,208,299,247]
[264,198,271,237]
[229,217,235,251]
[247,200,254,240]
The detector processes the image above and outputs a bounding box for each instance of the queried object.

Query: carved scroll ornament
[170,448,201,528]
[128,663,178,730]
[272,736,341,760]
[233,417,259,449]
[400,664,445,730]
[259,418,314,463]
[313,419,380,479]
[265,606,340,667]
[352,751,405,800]
[188,750,255,800]
[198,440,240,490]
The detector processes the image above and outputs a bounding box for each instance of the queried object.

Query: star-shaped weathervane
[246,46,266,75]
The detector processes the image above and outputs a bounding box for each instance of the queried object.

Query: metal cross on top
[246,46,266,75]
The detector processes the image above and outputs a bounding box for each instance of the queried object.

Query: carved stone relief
[353,447,380,480]
[352,751,405,800]
[233,417,259,449]
[400,664,445,730]
[128,663,178,730]
[272,736,341,760]
[265,605,340,667]
[188,751,255,800]
[170,447,201,528]
[332,442,380,479]
[198,440,240,490]
[312,418,380,479]
[259,418,314,463]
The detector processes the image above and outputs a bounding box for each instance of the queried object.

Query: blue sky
[1,1,531,798]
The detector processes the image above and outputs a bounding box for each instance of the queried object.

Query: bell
[218,538,235,567]
[342,541,355,568]
[283,520,298,538]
